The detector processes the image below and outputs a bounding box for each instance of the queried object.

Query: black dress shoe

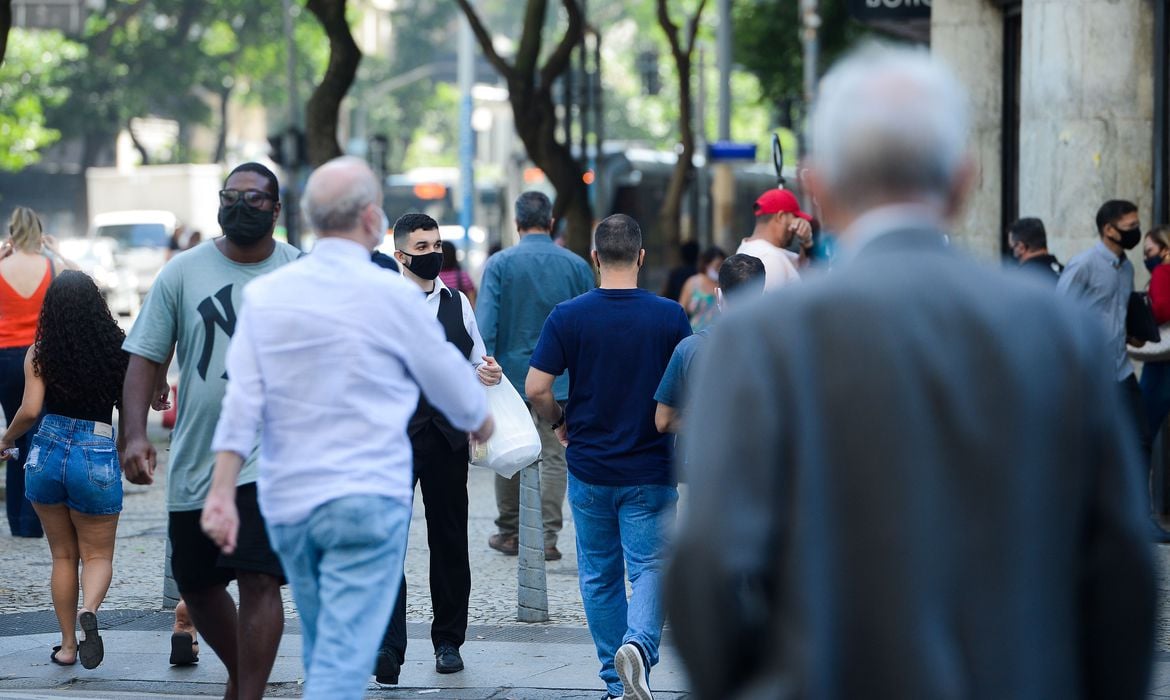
[373,650,400,685]
[435,643,464,674]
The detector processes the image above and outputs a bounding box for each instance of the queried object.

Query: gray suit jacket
[668,227,1155,699]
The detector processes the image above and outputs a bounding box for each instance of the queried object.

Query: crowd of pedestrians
[1,42,1165,700]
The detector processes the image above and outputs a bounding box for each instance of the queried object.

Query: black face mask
[218,200,275,245]
[399,251,443,281]
[1115,225,1142,250]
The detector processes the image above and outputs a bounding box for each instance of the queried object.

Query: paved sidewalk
[0,417,687,697]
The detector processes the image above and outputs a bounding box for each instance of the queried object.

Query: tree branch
[685,0,710,54]
[0,0,12,69]
[453,0,514,80]
[656,0,681,55]
[538,0,584,90]
[90,0,150,56]
[514,0,548,81]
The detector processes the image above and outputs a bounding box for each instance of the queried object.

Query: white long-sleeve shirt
[212,237,487,526]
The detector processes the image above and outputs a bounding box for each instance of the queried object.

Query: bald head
[302,156,382,237]
[808,45,971,229]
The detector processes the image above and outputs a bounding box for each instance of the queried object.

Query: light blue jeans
[568,473,678,697]
[268,494,411,699]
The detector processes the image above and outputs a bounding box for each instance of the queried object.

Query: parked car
[57,236,141,317]
[90,210,176,314]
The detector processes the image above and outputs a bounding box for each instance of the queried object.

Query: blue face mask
[1146,255,1162,273]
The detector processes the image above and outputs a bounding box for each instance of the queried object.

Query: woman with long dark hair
[0,271,128,669]
[439,240,477,307]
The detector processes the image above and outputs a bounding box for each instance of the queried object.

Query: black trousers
[379,425,470,660]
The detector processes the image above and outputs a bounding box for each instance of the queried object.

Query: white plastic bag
[469,374,541,478]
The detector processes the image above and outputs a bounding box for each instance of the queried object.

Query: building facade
[932,0,1159,266]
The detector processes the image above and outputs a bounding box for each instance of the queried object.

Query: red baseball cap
[753,189,812,222]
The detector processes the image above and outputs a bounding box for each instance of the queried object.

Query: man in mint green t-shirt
[121,162,300,700]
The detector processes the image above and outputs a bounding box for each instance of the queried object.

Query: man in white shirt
[201,156,492,700]
[736,188,814,290]
[370,213,501,684]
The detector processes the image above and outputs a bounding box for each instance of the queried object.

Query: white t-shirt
[736,238,801,290]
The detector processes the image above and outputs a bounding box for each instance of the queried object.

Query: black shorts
[168,483,285,595]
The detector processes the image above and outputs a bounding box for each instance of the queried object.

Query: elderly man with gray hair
[668,46,1155,699]
[201,156,493,699]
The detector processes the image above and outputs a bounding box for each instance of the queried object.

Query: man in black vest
[371,213,501,684]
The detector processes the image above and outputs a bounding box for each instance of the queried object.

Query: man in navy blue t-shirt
[526,214,691,700]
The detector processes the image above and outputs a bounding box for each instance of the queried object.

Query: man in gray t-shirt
[121,162,300,699]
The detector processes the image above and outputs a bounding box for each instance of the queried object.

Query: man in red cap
[736,188,814,289]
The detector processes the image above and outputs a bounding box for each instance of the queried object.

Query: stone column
[932,0,1004,260]
[1018,0,1154,265]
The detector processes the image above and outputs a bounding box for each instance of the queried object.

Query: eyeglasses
[219,189,277,208]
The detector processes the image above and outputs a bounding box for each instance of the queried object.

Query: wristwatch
[550,412,565,430]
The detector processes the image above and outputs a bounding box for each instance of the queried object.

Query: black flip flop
[77,611,104,670]
[49,645,76,666]
[169,632,199,666]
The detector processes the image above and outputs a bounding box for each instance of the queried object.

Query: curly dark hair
[33,271,128,411]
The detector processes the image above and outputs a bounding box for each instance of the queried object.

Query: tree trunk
[658,58,694,266]
[0,0,12,69]
[305,0,361,167]
[456,0,593,254]
[214,83,232,164]
[657,0,707,267]
[127,120,151,165]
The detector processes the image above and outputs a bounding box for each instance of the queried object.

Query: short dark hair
[1008,217,1047,251]
[226,162,279,199]
[717,254,766,298]
[515,191,553,231]
[392,212,439,248]
[593,214,642,265]
[698,246,726,269]
[1096,199,1138,235]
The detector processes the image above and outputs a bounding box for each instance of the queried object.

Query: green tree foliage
[355,0,456,170]
[732,0,865,119]
[0,29,83,170]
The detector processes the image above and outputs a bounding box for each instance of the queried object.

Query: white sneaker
[615,642,653,700]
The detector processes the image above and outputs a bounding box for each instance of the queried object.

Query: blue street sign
[708,141,758,162]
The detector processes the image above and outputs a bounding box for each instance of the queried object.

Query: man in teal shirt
[476,191,594,560]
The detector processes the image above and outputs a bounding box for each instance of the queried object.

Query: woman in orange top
[2,207,76,537]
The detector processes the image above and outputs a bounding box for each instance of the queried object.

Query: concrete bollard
[516,462,549,622]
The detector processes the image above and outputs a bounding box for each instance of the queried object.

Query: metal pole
[281,0,301,249]
[713,0,734,248]
[697,45,710,247]
[716,0,731,142]
[800,0,820,108]
[458,9,475,246]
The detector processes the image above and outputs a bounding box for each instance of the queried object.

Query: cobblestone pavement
[0,416,588,629]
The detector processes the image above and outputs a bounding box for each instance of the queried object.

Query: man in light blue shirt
[202,157,492,700]
[1058,198,1167,540]
[477,192,594,559]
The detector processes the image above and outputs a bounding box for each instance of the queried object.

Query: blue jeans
[24,414,122,515]
[267,494,411,700]
[0,345,41,536]
[568,474,678,697]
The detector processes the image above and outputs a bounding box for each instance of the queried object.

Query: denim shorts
[24,414,122,516]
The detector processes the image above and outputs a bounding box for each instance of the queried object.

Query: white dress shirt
[419,276,487,367]
[212,237,488,526]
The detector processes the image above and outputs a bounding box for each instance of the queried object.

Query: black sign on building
[847,0,932,22]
